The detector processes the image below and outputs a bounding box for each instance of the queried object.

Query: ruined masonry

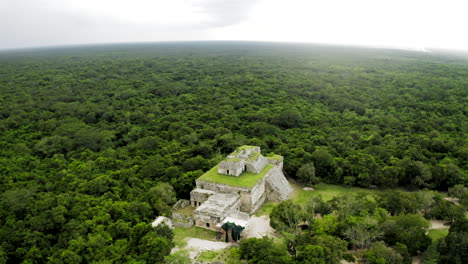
[172,146,293,233]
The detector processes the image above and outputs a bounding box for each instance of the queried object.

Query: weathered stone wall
[194,216,221,231]
[172,199,194,227]
[267,156,284,170]
[250,193,266,213]
[172,211,194,223]
[196,179,250,193]
[245,155,269,174]
[265,167,293,201]
[196,179,266,214]
[190,189,215,207]
[194,197,241,231]
[239,191,252,212]
[218,160,245,176]
[172,220,193,228]
[227,147,261,159]
[248,176,266,212]
[172,199,190,210]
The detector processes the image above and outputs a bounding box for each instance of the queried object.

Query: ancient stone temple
[186,145,292,231]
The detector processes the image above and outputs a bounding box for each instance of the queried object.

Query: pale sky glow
[1,0,468,50]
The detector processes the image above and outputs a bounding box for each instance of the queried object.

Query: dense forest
[0,42,466,263]
[229,188,467,264]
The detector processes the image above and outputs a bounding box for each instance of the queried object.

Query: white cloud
[209,0,468,50]
[1,0,468,50]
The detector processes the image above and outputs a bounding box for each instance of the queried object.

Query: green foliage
[311,215,340,236]
[295,245,327,264]
[344,217,382,249]
[196,250,222,262]
[164,250,190,264]
[297,163,319,185]
[275,110,304,129]
[298,235,348,264]
[429,196,465,223]
[435,219,468,264]
[376,191,420,215]
[239,237,292,264]
[363,241,405,264]
[270,200,303,231]
[381,214,431,255]
[329,193,377,219]
[0,42,467,262]
[448,184,468,207]
[226,247,243,264]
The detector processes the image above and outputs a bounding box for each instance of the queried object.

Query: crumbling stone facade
[171,199,194,228]
[183,146,293,231]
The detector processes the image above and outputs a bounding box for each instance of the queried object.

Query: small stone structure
[178,146,292,233]
[172,199,195,228]
[152,216,174,229]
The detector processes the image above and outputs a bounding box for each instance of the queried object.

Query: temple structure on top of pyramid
[171,146,292,232]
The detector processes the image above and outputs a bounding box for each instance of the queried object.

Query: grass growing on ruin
[174,205,195,216]
[291,182,380,204]
[229,145,257,156]
[428,228,449,242]
[237,145,257,150]
[198,164,273,188]
[173,227,217,248]
[247,151,261,161]
[266,154,282,161]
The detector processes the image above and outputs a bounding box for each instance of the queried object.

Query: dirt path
[245,215,276,238]
[182,238,230,259]
[171,215,276,259]
[412,256,422,264]
[429,219,448,230]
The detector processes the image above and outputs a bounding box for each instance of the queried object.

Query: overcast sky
[2,0,468,51]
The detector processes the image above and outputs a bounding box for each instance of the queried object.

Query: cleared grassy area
[255,182,376,215]
[196,248,230,262]
[174,205,195,216]
[291,182,380,204]
[428,228,449,242]
[255,201,277,216]
[173,226,217,248]
[198,164,273,188]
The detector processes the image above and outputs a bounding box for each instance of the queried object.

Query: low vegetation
[246,185,467,264]
[428,229,449,242]
[291,182,378,203]
[173,226,217,248]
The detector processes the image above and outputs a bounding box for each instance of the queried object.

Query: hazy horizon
[2,0,468,51]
